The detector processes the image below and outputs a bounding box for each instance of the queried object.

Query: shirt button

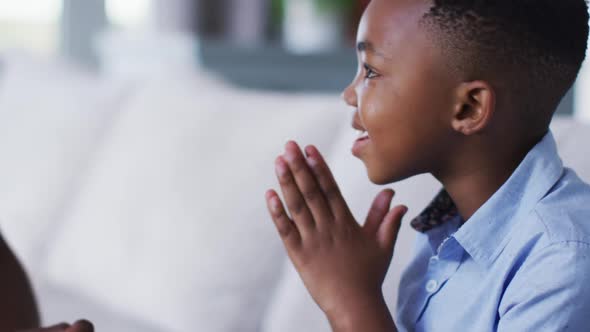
[425,279,439,293]
[429,256,439,265]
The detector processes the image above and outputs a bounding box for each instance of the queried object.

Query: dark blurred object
[200,40,356,92]
[194,0,269,45]
[152,0,199,33]
[195,0,227,37]
[196,0,365,50]
[196,0,359,91]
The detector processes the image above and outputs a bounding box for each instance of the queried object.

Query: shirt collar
[410,189,459,233]
[410,131,564,268]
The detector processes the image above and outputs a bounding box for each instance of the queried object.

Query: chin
[366,169,399,186]
[365,164,417,186]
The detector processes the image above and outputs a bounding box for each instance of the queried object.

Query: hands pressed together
[265,142,407,331]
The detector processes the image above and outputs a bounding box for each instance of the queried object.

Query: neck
[434,133,544,221]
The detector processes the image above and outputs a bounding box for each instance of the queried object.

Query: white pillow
[261,115,441,332]
[550,116,590,182]
[45,78,346,332]
[0,52,123,276]
[36,281,167,332]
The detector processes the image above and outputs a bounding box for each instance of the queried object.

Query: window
[0,0,63,55]
[106,0,152,29]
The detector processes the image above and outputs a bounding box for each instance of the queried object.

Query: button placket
[425,279,439,293]
[429,255,440,265]
[415,237,463,324]
[423,236,454,295]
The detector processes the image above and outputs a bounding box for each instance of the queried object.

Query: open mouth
[352,130,370,156]
[356,130,370,142]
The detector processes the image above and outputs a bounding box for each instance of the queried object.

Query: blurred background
[1,0,589,113]
[0,2,589,332]
[0,0,370,91]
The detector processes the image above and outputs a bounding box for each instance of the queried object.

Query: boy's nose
[341,84,358,108]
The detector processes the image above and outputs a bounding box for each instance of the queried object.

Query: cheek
[359,83,397,123]
[362,85,438,178]
[361,85,407,140]
[357,82,378,111]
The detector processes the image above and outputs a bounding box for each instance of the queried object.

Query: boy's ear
[451,81,496,136]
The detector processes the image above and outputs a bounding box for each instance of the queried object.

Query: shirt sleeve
[497,241,590,332]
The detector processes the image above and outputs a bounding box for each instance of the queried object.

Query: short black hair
[420,0,589,122]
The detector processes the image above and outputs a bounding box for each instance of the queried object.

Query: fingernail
[284,150,296,163]
[275,158,287,177]
[286,140,297,150]
[306,155,318,168]
[271,198,280,213]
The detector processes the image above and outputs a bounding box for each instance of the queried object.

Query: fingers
[363,189,395,235]
[265,189,302,250]
[377,205,408,252]
[18,320,93,332]
[19,323,70,332]
[270,141,354,243]
[275,155,316,235]
[304,145,353,221]
[66,320,94,332]
[283,142,334,228]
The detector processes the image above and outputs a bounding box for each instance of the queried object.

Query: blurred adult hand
[18,320,94,332]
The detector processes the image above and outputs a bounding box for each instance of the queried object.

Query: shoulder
[495,169,590,328]
[498,167,590,281]
[500,167,590,299]
[531,167,590,245]
[497,239,590,330]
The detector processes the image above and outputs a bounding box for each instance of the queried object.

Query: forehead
[357,0,431,54]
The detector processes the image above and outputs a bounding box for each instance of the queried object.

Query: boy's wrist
[325,294,397,332]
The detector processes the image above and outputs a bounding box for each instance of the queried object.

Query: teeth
[357,130,369,139]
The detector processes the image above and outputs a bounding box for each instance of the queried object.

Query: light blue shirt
[396,131,590,332]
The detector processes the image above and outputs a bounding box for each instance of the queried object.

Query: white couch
[0,53,588,332]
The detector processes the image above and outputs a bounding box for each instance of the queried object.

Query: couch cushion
[45,77,345,332]
[36,281,166,332]
[0,52,123,277]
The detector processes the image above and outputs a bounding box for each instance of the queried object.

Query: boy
[265,0,590,331]
[0,233,93,331]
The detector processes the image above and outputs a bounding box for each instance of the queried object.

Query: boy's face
[343,0,458,184]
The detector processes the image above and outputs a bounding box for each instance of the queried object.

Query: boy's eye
[363,63,379,79]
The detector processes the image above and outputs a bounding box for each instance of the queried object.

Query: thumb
[376,205,408,252]
[363,189,395,235]
[66,320,94,332]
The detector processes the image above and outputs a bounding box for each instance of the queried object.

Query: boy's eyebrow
[356,40,387,58]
